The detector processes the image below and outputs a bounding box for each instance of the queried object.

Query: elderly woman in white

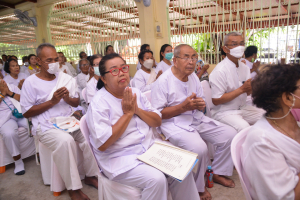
[131,50,162,92]
[3,58,28,89]
[86,53,200,200]
[242,64,300,200]
[0,78,29,175]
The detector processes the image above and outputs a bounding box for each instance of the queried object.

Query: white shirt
[242,116,300,200]
[0,84,21,127]
[241,58,257,79]
[155,60,173,74]
[76,72,89,91]
[3,72,28,87]
[20,74,78,135]
[132,69,151,92]
[59,64,73,77]
[86,87,161,180]
[151,68,212,139]
[86,76,98,104]
[65,62,77,77]
[209,57,251,121]
[76,63,81,73]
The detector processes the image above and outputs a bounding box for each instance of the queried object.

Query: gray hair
[36,43,56,57]
[223,32,242,45]
[79,58,90,67]
[174,44,193,57]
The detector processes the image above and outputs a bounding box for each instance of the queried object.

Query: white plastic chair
[231,126,252,200]
[0,127,35,174]
[82,87,87,103]
[39,137,85,196]
[200,80,214,118]
[143,90,151,103]
[200,80,215,159]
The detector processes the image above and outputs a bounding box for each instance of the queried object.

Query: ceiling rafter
[0,1,15,9]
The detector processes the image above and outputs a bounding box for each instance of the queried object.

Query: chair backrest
[231,126,252,200]
[80,115,95,155]
[143,90,151,103]
[201,80,213,117]
[82,87,87,103]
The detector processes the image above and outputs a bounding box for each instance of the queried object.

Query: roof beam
[0,1,15,9]
[24,0,37,2]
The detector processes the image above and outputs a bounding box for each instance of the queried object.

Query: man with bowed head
[151,44,237,200]
[209,32,264,132]
[20,43,99,200]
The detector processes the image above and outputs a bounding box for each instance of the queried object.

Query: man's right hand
[181,93,205,111]
[240,78,252,93]
[50,87,68,105]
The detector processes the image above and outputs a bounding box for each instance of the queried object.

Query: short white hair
[224,32,242,45]
[36,43,56,57]
[174,44,193,57]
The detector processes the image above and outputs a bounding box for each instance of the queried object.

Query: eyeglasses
[104,65,129,76]
[225,42,245,47]
[80,64,90,68]
[176,56,198,62]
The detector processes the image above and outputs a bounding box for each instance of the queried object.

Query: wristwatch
[9,92,15,98]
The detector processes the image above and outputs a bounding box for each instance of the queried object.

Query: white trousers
[168,117,236,192]
[112,163,199,200]
[37,128,99,190]
[218,105,265,132]
[0,116,28,157]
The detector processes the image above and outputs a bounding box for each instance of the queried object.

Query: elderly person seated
[0,78,29,175]
[131,50,162,92]
[58,52,77,77]
[58,52,73,76]
[86,54,102,104]
[20,43,98,200]
[151,44,237,200]
[3,58,28,89]
[26,54,40,76]
[86,53,200,200]
[209,32,264,132]
[241,64,300,200]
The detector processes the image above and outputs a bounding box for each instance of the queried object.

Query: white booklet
[137,141,199,182]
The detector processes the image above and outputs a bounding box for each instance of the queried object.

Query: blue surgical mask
[94,67,100,76]
[165,52,174,61]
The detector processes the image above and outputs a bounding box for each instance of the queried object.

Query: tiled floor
[0,155,246,200]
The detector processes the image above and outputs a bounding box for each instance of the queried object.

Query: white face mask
[0,64,3,70]
[24,62,29,66]
[143,59,153,69]
[227,46,245,58]
[47,62,59,74]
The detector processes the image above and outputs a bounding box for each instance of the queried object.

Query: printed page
[137,142,198,181]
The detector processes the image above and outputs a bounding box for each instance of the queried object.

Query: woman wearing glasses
[3,58,28,89]
[86,53,199,200]
[131,50,162,92]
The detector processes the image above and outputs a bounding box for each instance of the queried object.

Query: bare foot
[84,176,98,189]
[68,189,89,200]
[213,174,235,188]
[199,187,212,200]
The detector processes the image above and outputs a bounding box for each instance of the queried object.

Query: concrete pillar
[136,0,170,61]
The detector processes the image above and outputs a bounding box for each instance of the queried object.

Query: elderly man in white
[151,44,237,200]
[20,43,98,200]
[209,32,265,132]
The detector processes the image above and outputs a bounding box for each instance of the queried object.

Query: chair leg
[0,166,5,174]
[53,192,61,196]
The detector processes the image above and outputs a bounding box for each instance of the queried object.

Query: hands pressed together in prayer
[0,79,9,96]
[182,92,206,112]
[156,70,163,80]
[50,87,69,105]
[122,87,140,116]
[18,79,25,90]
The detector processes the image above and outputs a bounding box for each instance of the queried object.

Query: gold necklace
[272,120,295,140]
